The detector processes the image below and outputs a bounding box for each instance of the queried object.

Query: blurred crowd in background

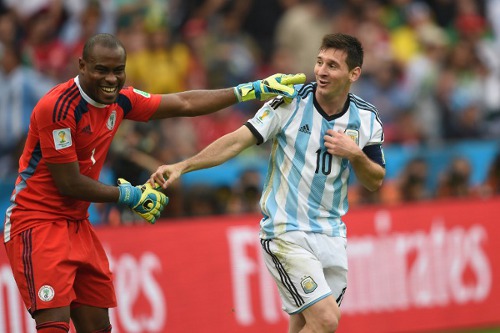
[1,0,500,226]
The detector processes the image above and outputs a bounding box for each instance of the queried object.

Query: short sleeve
[246,97,292,144]
[120,87,162,122]
[34,99,79,164]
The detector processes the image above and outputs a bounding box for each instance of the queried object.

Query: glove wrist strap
[234,82,258,102]
[233,86,243,102]
[118,185,136,207]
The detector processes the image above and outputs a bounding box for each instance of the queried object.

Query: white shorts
[260,231,348,314]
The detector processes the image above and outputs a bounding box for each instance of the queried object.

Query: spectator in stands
[274,0,332,81]
[351,57,411,142]
[479,152,500,197]
[403,24,449,144]
[397,157,430,202]
[126,24,193,94]
[436,156,476,198]
[0,8,21,46]
[21,4,69,81]
[387,1,440,66]
[435,40,484,140]
[226,168,263,214]
[0,42,55,180]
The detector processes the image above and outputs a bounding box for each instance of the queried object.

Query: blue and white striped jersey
[246,82,384,239]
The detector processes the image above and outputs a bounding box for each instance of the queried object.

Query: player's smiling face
[314,48,360,98]
[78,44,126,105]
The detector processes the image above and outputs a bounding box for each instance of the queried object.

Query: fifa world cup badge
[53,128,72,150]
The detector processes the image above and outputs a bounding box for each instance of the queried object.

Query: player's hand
[149,163,183,190]
[234,73,306,103]
[324,130,362,160]
[117,178,168,224]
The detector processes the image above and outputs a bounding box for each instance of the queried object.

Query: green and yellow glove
[117,178,168,224]
[234,73,306,102]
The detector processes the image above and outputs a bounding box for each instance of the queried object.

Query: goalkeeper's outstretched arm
[150,73,305,120]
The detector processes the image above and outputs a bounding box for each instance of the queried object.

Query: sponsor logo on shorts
[300,276,317,294]
[38,285,55,302]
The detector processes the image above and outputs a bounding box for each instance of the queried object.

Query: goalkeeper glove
[234,73,306,102]
[117,178,168,224]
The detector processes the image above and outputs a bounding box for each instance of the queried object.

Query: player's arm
[47,161,120,201]
[149,73,306,119]
[348,148,385,191]
[324,130,385,191]
[47,161,167,223]
[150,125,257,189]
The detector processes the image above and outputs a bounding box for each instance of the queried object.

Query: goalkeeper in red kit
[2,33,305,333]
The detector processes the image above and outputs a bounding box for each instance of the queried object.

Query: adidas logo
[299,124,311,134]
[82,125,92,134]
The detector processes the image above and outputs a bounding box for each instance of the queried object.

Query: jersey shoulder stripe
[74,98,90,123]
[269,96,286,110]
[350,93,379,113]
[349,93,384,127]
[61,88,81,121]
[52,84,79,123]
[117,93,133,117]
[298,83,314,98]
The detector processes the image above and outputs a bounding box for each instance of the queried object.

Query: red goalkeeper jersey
[3,77,161,242]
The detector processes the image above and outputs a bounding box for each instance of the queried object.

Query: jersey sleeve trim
[363,144,385,168]
[117,94,132,117]
[52,84,79,123]
[244,122,264,145]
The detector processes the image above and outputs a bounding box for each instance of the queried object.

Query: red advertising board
[1,197,500,332]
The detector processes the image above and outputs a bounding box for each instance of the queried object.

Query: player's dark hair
[82,33,126,61]
[320,33,363,70]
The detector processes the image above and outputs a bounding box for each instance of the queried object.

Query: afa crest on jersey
[344,129,359,145]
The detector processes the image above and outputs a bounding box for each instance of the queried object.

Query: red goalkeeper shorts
[4,219,117,314]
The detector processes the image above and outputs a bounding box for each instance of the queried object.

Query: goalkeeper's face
[78,44,126,105]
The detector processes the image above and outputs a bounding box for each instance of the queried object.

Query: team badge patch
[107,110,117,130]
[300,276,317,294]
[38,285,55,302]
[133,88,151,98]
[53,128,72,150]
[344,129,359,145]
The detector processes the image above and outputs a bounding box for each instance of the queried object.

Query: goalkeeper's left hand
[234,73,306,103]
[117,178,168,224]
